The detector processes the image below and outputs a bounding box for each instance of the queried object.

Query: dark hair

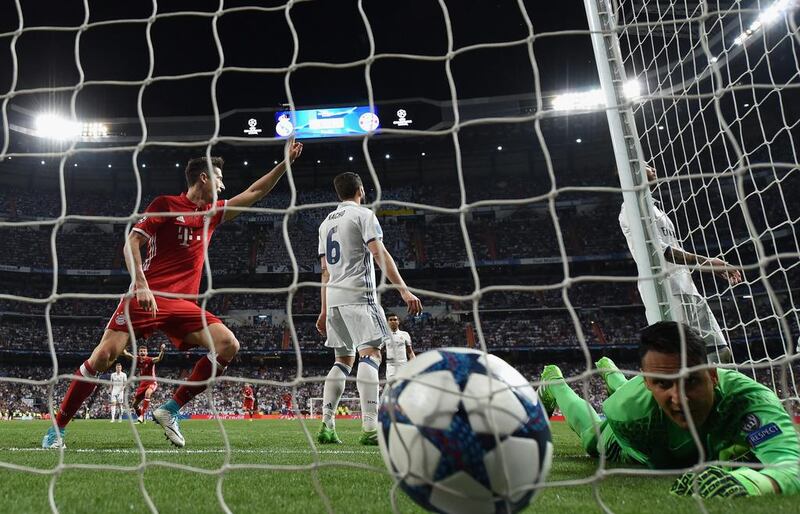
[185,156,224,187]
[639,321,707,366]
[333,172,363,201]
[387,313,399,320]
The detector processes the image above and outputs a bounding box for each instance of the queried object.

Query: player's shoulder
[149,194,184,210]
[603,376,657,421]
[718,369,777,400]
[399,330,411,338]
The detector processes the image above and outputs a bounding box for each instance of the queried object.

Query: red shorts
[243,398,254,410]
[106,296,222,351]
[134,381,157,400]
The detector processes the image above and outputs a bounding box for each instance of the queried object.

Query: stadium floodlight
[34,114,108,140]
[421,152,426,156]
[384,154,390,159]
[34,114,82,141]
[107,164,112,168]
[348,156,353,161]
[576,138,582,143]
[734,0,794,46]
[243,161,248,166]
[497,145,503,151]
[552,79,641,111]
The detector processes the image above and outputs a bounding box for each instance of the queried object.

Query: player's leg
[594,357,627,395]
[356,345,382,445]
[318,307,353,444]
[538,365,603,453]
[694,297,732,364]
[110,398,117,422]
[351,304,391,446]
[140,384,156,421]
[154,320,238,447]
[132,385,147,422]
[678,295,731,364]
[43,329,130,448]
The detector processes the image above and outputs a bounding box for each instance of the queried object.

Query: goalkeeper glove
[670,466,773,498]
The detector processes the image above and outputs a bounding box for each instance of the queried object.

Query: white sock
[111,405,116,421]
[322,363,351,429]
[357,356,380,432]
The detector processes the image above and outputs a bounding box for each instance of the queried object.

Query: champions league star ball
[378,348,552,514]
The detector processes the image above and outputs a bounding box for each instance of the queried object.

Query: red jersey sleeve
[133,197,170,239]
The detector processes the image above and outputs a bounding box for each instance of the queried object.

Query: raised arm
[367,239,422,315]
[153,343,166,364]
[316,257,329,336]
[224,140,303,222]
[664,247,742,285]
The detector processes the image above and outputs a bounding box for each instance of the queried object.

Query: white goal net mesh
[614,0,800,399]
[0,0,798,512]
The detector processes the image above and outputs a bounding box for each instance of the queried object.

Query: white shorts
[325,304,390,357]
[385,363,406,380]
[675,294,727,351]
[110,391,125,404]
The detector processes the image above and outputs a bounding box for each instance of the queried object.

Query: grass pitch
[0,419,796,513]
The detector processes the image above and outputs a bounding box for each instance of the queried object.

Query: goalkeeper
[539,321,800,498]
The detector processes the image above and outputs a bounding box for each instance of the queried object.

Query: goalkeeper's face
[643,350,718,429]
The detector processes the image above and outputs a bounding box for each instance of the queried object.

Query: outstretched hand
[670,466,750,498]
[704,257,743,286]
[287,139,303,163]
[401,290,423,316]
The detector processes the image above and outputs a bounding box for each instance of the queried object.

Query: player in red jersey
[43,140,304,449]
[242,383,255,420]
[122,344,166,423]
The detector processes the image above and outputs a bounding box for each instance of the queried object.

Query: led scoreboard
[274,106,380,139]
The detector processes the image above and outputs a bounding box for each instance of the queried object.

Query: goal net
[308,397,361,420]
[600,0,800,399]
[0,0,798,512]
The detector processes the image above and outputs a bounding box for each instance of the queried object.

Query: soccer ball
[378,348,552,514]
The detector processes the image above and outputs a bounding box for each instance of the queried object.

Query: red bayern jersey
[243,386,254,399]
[132,193,226,296]
[136,356,156,379]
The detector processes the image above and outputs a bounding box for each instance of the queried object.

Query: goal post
[584,0,800,383]
[307,397,361,420]
[583,0,677,325]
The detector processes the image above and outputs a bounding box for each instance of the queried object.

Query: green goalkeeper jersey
[602,369,800,494]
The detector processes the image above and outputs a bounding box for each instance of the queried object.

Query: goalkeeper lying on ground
[539,321,800,497]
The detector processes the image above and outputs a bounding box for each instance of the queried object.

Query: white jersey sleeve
[619,201,699,297]
[360,210,383,244]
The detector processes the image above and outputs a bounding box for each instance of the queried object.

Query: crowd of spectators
[3,358,799,420]
[0,173,795,275]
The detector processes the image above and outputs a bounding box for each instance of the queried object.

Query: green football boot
[317,422,343,444]
[538,364,564,417]
[358,429,378,446]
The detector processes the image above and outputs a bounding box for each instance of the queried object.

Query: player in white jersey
[383,313,415,380]
[108,362,127,422]
[315,172,422,445]
[619,165,742,363]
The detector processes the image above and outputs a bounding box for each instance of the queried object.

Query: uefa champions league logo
[392,109,412,127]
[243,118,262,135]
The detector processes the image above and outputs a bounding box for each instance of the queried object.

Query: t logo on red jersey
[177,226,194,247]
